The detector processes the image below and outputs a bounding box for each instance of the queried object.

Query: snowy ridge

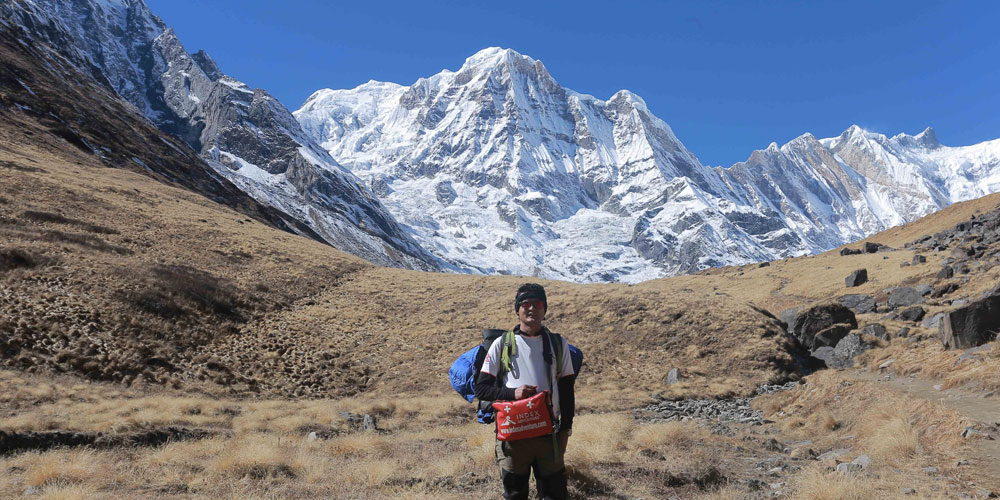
[297,47,1000,282]
[2,0,440,270]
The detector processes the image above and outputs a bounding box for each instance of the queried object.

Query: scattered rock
[888,287,925,308]
[878,359,895,369]
[790,303,858,351]
[838,294,876,314]
[975,489,996,498]
[900,306,926,322]
[831,334,873,368]
[758,261,771,268]
[937,266,955,279]
[939,287,1000,349]
[864,242,888,253]
[915,284,934,296]
[845,269,868,287]
[900,487,916,495]
[861,323,888,341]
[923,466,940,474]
[961,427,982,439]
[932,282,961,298]
[851,454,872,470]
[816,449,850,461]
[922,312,945,329]
[666,368,681,385]
[790,447,817,459]
[912,255,927,264]
[840,248,863,256]
[897,327,910,338]
[814,324,854,349]
[341,412,379,432]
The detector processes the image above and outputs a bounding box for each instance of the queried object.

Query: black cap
[514,283,547,312]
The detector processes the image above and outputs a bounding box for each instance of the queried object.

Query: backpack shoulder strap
[549,332,564,378]
[500,330,517,376]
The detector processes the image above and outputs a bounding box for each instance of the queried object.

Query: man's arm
[557,374,576,431]
[475,372,517,401]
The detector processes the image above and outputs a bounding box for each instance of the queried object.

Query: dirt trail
[851,370,1000,483]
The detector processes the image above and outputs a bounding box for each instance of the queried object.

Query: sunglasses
[519,299,545,310]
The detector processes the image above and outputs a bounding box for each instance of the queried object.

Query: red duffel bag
[493,391,554,441]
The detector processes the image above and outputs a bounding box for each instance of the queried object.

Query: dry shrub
[35,484,98,500]
[629,420,705,451]
[567,413,634,465]
[792,467,876,500]
[858,408,920,462]
[208,433,300,480]
[24,449,108,488]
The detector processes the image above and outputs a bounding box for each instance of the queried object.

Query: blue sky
[146,0,1000,167]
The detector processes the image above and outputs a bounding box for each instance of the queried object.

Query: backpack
[448,328,583,424]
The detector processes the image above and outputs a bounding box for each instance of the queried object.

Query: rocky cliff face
[296,47,1000,282]
[2,0,439,270]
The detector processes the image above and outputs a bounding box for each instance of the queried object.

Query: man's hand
[514,384,537,399]
[559,430,570,453]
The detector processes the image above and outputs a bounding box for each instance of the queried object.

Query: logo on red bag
[493,391,554,441]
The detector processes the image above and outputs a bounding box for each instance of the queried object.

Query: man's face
[518,299,545,330]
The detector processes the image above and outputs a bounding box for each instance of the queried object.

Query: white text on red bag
[493,391,554,441]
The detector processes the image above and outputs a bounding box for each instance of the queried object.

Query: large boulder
[813,334,876,369]
[845,269,868,287]
[900,306,926,322]
[831,334,874,368]
[888,287,924,308]
[790,303,858,351]
[939,286,1000,349]
[838,294,877,314]
[814,324,854,349]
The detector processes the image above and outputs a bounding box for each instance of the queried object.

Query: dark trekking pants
[495,434,567,500]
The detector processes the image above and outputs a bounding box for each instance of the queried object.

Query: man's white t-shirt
[481,332,575,419]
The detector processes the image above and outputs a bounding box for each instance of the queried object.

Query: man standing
[475,283,576,500]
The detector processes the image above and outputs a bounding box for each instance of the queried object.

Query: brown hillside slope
[0,22,797,401]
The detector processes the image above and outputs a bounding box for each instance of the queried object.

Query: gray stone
[900,487,916,495]
[814,323,853,349]
[900,306,926,322]
[850,454,872,470]
[666,368,680,385]
[831,334,872,368]
[888,287,925,308]
[912,255,927,264]
[879,359,895,369]
[961,427,981,439]
[940,288,1000,349]
[779,306,800,334]
[845,269,868,287]
[838,294,877,314]
[816,448,850,461]
[975,489,995,498]
[790,304,858,350]
[937,266,955,279]
[840,247,863,256]
[897,327,910,338]
[864,242,887,253]
[306,431,318,441]
[923,466,939,474]
[835,462,851,473]
[922,312,945,329]
[860,323,889,341]
[915,284,934,296]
